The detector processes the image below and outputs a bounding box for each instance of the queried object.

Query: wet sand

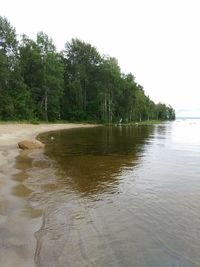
[0,123,96,267]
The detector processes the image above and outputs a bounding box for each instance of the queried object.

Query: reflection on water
[41,126,153,197]
[6,120,200,266]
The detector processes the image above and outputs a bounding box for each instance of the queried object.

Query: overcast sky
[1,0,200,117]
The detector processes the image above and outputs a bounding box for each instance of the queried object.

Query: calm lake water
[15,119,200,266]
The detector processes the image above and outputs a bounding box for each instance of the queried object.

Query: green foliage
[0,16,175,122]
[19,32,64,121]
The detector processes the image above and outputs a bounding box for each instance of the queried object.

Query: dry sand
[0,123,97,267]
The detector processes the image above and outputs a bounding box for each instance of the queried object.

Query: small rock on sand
[18,140,44,150]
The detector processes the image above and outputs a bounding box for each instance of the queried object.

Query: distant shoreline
[176,117,200,119]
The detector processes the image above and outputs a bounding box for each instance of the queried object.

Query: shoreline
[0,122,98,146]
[0,123,98,167]
[0,123,97,267]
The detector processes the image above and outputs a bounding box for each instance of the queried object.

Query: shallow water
[2,119,200,267]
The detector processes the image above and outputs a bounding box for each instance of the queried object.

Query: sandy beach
[0,123,96,267]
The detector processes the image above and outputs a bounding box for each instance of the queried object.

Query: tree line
[0,16,175,122]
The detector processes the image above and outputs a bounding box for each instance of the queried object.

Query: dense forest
[0,16,175,123]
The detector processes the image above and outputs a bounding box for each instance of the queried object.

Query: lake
[16,119,200,266]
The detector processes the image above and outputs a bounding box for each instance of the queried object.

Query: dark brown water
[10,120,200,266]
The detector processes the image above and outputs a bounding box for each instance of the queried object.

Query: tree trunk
[44,88,48,121]
[104,91,107,121]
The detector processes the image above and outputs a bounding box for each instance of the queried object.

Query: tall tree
[37,32,64,121]
[19,32,64,120]
[62,39,101,120]
[0,16,30,119]
[19,35,44,118]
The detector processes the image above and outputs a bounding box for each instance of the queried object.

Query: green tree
[19,35,44,119]
[117,73,137,122]
[97,57,121,122]
[0,16,31,119]
[37,32,64,121]
[19,32,64,121]
[62,39,101,120]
